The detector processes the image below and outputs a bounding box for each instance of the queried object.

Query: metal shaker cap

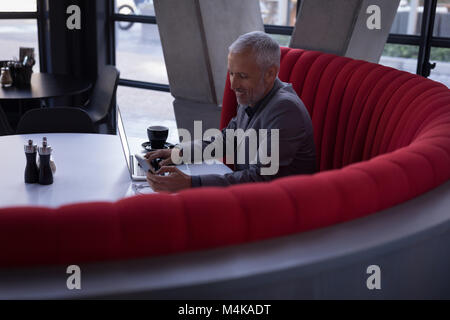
[38,137,52,155]
[24,139,37,153]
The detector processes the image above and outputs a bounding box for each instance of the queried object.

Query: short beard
[248,75,267,106]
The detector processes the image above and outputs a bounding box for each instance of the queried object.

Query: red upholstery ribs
[319,59,366,170]
[0,48,448,267]
[278,48,304,82]
[220,74,236,130]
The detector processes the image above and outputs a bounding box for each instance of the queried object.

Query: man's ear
[265,65,278,83]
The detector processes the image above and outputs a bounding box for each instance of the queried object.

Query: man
[146,31,316,192]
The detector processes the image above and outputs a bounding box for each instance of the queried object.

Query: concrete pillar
[154,0,264,107]
[173,99,222,138]
[290,0,400,63]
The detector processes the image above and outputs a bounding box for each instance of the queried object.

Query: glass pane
[0,0,36,12]
[390,0,422,35]
[0,19,40,72]
[429,47,450,88]
[260,0,298,26]
[268,34,291,47]
[436,0,450,37]
[115,0,155,16]
[117,86,178,147]
[379,43,419,74]
[115,22,168,84]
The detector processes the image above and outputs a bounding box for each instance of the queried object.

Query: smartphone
[135,154,153,173]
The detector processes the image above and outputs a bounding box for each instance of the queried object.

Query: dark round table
[0,73,92,134]
[0,73,92,100]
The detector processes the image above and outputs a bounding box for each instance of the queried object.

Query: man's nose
[230,75,240,90]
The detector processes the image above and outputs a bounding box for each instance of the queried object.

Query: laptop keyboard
[135,163,168,177]
[135,161,147,177]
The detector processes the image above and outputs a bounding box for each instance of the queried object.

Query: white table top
[0,133,232,208]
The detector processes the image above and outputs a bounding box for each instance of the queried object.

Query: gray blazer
[179,78,317,187]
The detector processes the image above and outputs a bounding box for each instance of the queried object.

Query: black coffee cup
[147,125,169,149]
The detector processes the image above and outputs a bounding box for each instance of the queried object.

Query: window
[390,0,424,35]
[115,22,167,85]
[0,1,36,12]
[260,0,298,26]
[430,0,450,87]
[0,1,40,72]
[265,0,450,87]
[432,0,450,38]
[429,46,450,87]
[380,43,420,74]
[268,34,291,47]
[390,0,450,81]
[112,0,176,143]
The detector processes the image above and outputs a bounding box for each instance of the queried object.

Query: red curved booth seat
[1,48,449,267]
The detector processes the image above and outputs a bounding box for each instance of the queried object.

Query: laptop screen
[117,108,132,177]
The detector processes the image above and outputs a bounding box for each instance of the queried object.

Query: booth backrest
[221,47,450,171]
[0,49,449,268]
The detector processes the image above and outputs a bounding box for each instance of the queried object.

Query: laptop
[117,108,153,181]
[118,108,233,183]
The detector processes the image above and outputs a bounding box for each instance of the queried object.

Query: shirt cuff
[191,175,202,188]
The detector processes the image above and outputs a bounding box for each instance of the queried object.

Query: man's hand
[145,147,183,167]
[146,166,192,193]
[145,148,172,166]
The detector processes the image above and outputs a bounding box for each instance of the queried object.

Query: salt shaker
[38,137,53,185]
[24,139,39,183]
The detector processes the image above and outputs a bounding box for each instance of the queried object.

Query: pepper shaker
[24,139,39,183]
[38,137,53,185]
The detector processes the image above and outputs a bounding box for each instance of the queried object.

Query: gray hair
[229,31,280,70]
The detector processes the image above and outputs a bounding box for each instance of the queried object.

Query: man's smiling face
[227,49,268,107]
